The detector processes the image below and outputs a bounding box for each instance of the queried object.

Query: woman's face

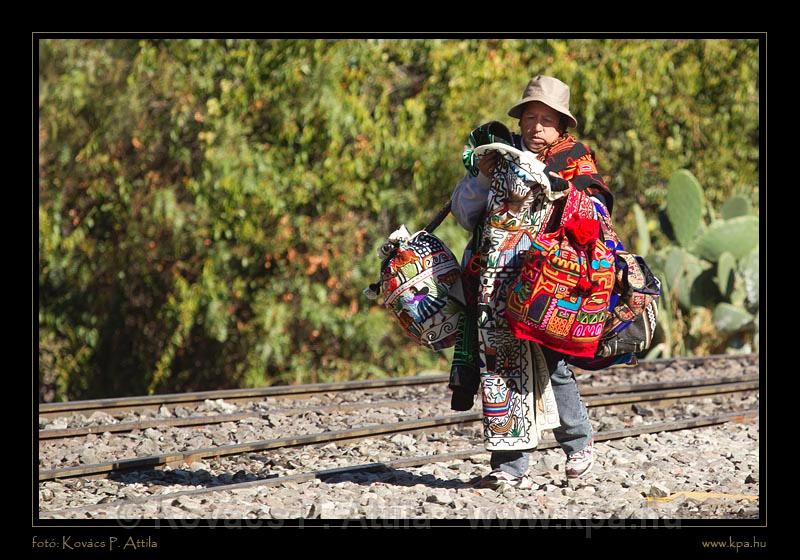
[520,101,563,152]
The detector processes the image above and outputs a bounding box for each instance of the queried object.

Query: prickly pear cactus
[666,169,704,248]
[720,195,752,220]
[716,251,736,297]
[655,169,760,356]
[692,216,759,261]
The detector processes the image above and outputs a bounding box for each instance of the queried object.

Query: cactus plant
[713,302,754,333]
[692,216,759,261]
[632,202,651,258]
[720,195,752,220]
[739,245,759,309]
[663,246,688,289]
[666,169,704,248]
[653,169,759,356]
[716,251,736,297]
[660,246,713,310]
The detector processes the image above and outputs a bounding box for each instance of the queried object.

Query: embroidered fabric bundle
[365,219,465,351]
[467,139,564,450]
[505,186,616,359]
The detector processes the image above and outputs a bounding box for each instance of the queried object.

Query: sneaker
[565,440,595,479]
[473,470,533,490]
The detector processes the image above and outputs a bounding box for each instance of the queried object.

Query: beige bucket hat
[507,75,578,129]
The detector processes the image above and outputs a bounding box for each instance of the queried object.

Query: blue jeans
[490,346,593,477]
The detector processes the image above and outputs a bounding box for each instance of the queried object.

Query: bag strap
[423,201,452,234]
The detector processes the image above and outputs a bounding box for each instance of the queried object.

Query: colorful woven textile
[449,132,616,406]
[506,186,616,359]
[469,142,565,451]
[378,227,465,350]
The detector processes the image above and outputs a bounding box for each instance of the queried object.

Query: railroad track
[38,353,760,521]
[38,353,759,420]
[39,375,759,481]
[39,375,758,441]
[38,409,757,519]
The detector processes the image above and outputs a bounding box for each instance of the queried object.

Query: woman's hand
[478,151,500,177]
[544,165,569,191]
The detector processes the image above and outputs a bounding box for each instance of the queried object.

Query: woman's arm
[450,172,491,231]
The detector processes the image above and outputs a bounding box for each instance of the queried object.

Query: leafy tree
[38,38,760,401]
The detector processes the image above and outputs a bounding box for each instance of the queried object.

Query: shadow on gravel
[107,467,275,488]
[320,468,474,489]
[105,466,472,491]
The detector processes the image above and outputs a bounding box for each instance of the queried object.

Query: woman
[449,75,617,489]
